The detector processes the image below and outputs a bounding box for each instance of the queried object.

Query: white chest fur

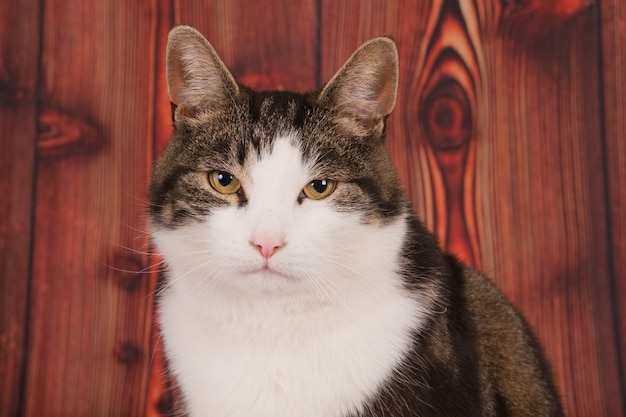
[159,268,424,417]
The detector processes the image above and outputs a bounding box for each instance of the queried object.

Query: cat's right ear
[319,37,398,136]
[166,26,239,119]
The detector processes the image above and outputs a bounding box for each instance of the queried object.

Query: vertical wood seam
[594,1,626,413]
[147,0,176,415]
[315,0,322,88]
[16,0,45,415]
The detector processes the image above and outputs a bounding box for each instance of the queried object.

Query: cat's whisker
[187,262,223,295]
[194,266,233,299]
[301,270,336,302]
[153,251,224,298]
[111,242,154,257]
[148,331,162,374]
[121,224,153,238]
[105,261,167,276]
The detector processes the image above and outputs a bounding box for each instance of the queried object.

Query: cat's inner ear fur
[166,25,239,118]
[319,37,399,135]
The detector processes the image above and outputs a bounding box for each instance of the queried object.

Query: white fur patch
[153,134,429,417]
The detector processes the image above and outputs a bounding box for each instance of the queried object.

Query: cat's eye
[208,171,241,194]
[302,179,336,200]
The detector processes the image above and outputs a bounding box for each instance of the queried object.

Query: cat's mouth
[244,264,293,281]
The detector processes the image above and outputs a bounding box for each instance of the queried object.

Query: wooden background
[1,0,624,416]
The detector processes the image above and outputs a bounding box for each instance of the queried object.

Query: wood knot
[499,0,593,35]
[501,0,592,19]
[107,248,146,292]
[421,77,472,151]
[37,107,101,157]
[0,71,35,107]
[114,341,141,367]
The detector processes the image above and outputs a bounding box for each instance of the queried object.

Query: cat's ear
[319,37,398,135]
[166,25,239,118]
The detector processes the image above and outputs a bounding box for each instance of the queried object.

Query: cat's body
[150,26,564,417]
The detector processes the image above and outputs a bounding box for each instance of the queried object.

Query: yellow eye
[208,171,241,194]
[302,179,336,200]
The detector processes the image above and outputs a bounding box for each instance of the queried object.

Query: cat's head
[150,26,407,298]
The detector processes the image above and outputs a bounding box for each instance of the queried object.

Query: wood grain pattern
[173,0,319,92]
[146,1,175,414]
[0,0,40,415]
[0,1,623,416]
[600,0,626,401]
[480,6,622,417]
[22,0,158,415]
[413,0,483,267]
[499,0,593,34]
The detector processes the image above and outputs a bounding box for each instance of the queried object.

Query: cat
[149,25,564,417]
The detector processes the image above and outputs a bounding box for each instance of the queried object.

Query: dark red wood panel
[482,7,622,416]
[22,1,159,415]
[0,1,621,416]
[173,0,319,92]
[146,2,175,414]
[600,0,626,396]
[0,0,40,416]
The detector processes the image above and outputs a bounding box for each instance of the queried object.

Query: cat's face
[150,26,405,299]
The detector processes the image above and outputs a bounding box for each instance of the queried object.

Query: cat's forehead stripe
[239,91,313,164]
[248,91,310,128]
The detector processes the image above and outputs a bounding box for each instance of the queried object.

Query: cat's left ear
[166,25,239,118]
[319,37,398,135]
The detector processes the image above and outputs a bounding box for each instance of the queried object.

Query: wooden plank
[599,0,626,401]
[22,1,158,415]
[0,0,40,415]
[465,4,626,415]
[402,0,484,267]
[321,1,623,416]
[147,1,320,414]
[173,0,319,92]
[484,5,623,416]
[146,1,176,415]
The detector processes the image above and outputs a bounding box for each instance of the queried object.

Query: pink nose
[251,236,285,259]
